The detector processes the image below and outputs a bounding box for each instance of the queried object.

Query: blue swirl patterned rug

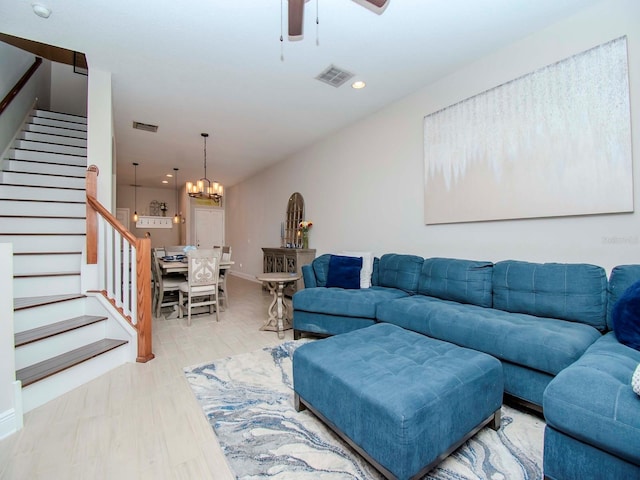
[184,341,545,480]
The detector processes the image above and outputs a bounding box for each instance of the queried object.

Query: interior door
[194,208,224,248]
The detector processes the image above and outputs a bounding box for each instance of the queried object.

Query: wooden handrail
[86,165,154,363]
[86,194,137,244]
[0,57,42,116]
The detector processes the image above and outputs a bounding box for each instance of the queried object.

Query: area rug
[184,341,545,480]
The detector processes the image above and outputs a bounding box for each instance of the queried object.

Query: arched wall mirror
[284,192,304,248]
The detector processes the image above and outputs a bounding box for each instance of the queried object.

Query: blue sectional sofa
[292,254,640,479]
[542,264,640,480]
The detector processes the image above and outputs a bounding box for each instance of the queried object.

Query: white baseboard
[230,271,262,283]
[1,381,25,440]
[0,409,16,440]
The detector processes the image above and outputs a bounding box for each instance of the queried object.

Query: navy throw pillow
[326,255,362,289]
[612,279,640,351]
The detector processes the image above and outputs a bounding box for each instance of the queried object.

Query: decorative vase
[302,232,309,249]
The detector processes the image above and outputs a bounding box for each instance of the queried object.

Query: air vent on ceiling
[315,65,354,88]
[132,121,158,133]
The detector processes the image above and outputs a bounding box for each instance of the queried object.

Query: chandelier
[186,133,223,201]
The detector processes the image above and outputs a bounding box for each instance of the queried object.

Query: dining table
[159,258,234,318]
[159,258,234,274]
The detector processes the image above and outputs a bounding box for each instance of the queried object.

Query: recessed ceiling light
[162,180,169,184]
[166,174,173,178]
[32,3,51,18]
[351,80,366,89]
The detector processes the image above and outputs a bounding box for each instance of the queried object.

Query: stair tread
[16,339,128,387]
[15,251,82,256]
[0,214,85,219]
[15,315,108,347]
[25,126,87,139]
[17,138,86,147]
[10,147,87,158]
[21,129,88,143]
[14,271,80,278]
[0,183,85,191]
[0,233,86,236]
[2,169,87,179]
[7,158,87,168]
[14,293,85,311]
[35,109,87,120]
[0,198,84,204]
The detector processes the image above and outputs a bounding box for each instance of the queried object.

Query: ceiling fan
[287,0,390,38]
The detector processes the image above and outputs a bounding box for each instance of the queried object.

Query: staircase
[0,109,135,412]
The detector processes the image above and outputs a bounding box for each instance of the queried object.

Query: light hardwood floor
[0,276,292,480]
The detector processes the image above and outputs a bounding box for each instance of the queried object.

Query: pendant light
[173,167,180,224]
[186,133,223,201]
[133,162,139,222]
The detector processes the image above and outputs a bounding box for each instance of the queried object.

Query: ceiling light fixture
[132,162,139,222]
[186,133,223,202]
[32,3,52,19]
[351,80,366,89]
[173,168,181,224]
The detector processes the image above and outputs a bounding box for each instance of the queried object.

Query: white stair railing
[86,165,154,362]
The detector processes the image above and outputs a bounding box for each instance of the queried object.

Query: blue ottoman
[293,323,504,480]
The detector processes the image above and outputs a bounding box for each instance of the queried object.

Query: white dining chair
[164,245,186,256]
[218,246,232,310]
[178,249,221,325]
[152,249,181,317]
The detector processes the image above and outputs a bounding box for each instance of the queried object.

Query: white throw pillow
[633,364,640,397]
[340,251,374,288]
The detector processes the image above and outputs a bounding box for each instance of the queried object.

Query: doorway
[193,208,224,248]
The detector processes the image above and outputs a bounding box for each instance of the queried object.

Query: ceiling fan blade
[361,0,389,7]
[351,0,390,14]
[288,0,305,37]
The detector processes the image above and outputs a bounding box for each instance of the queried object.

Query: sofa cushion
[492,260,608,331]
[376,295,601,376]
[340,251,374,288]
[633,364,640,396]
[326,255,362,289]
[612,279,640,351]
[377,254,424,294]
[293,286,409,319]
[543,332,640,466]
[418,257,493,307]
[608,264,640,330]
[311,254,332,287]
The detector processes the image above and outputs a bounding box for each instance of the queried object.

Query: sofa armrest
[302,264,317,288]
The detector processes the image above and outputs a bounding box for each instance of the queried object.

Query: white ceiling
[0,0,601,189]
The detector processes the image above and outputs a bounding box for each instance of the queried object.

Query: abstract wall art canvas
[423,37,633,225]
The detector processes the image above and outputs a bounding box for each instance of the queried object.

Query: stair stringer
[17,294,137,413]
[84,292,138,360]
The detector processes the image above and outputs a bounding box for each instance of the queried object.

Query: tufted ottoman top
[293,323,503,480]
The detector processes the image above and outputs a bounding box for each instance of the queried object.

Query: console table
[262,247,316,296]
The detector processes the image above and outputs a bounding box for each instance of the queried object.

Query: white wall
[50,61,88,116]
[116,184,181,248]
[0,42,51,158]
[227,0,640,277]
[87,68,114,209]
[0,42,33,95]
